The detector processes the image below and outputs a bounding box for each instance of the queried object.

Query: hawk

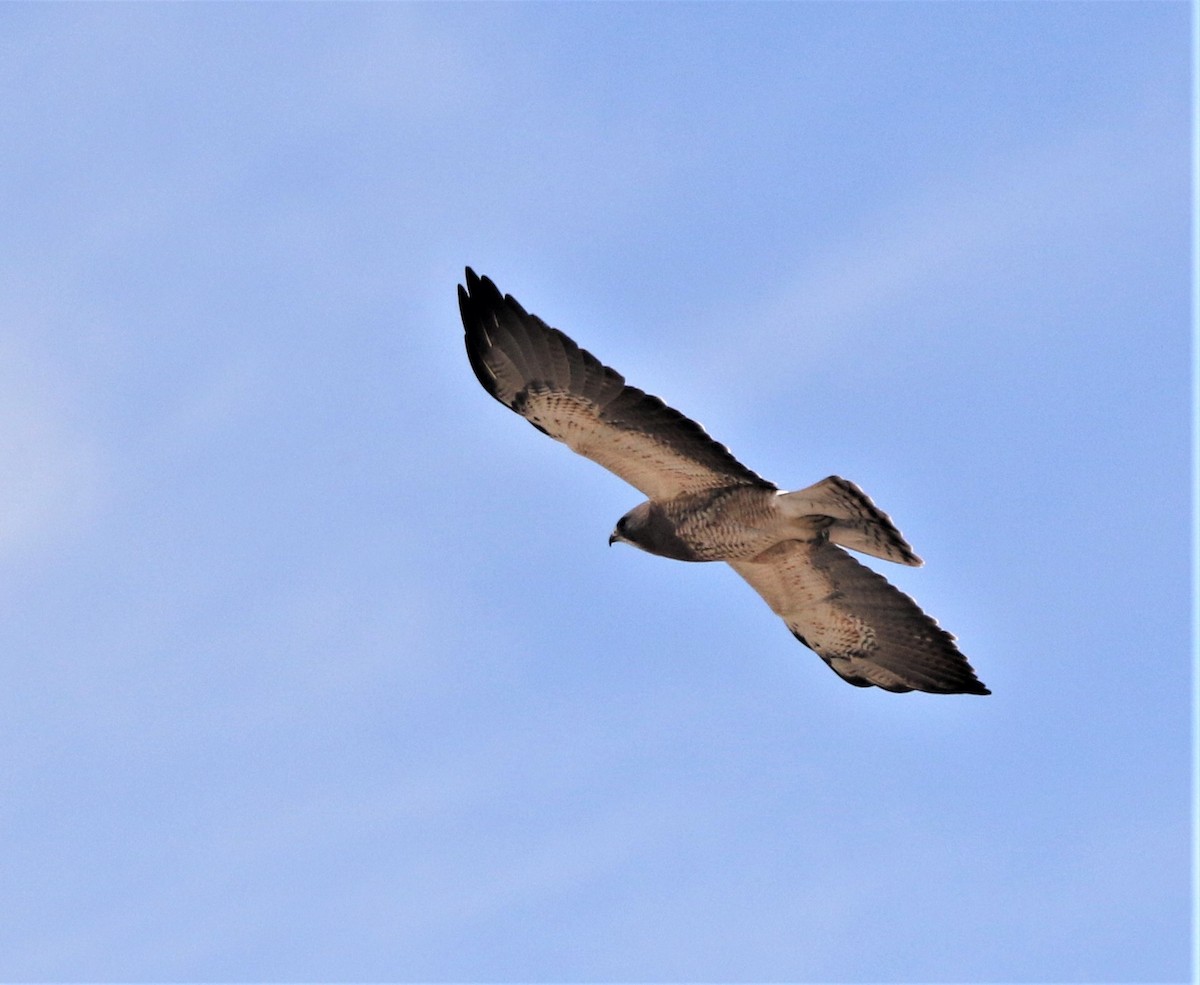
[458,268,989,695]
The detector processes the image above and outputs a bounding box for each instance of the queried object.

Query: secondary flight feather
[458,267,989,695]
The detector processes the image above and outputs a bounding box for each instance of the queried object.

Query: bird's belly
[666,488,799,561]
[675,524,784,561]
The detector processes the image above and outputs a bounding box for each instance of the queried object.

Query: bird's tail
[777,476,922,566]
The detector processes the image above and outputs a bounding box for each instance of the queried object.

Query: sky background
[0,3,1191,982]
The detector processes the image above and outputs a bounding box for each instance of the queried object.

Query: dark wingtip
[931,670,991,696]
[459,268,506,400]
[935,674,990,696]
[459,268,506,313]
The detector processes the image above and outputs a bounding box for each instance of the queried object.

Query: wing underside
[459,268,771,500]
[728,540,989,694]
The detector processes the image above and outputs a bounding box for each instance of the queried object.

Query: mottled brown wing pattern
[728,540,989,695]
[459,268,772,501]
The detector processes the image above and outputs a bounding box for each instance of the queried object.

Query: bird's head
[608,501,699,562]
[609,502,652,549]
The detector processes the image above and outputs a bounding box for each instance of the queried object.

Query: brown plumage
[459,268,988,695]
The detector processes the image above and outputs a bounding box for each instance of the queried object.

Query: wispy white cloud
[700,86,1181,387]
[0,337,104,566]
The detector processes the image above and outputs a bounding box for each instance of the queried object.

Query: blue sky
[0,3,1191,981]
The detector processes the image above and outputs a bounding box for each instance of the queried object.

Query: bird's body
[458,268,989,696]
[618,486,782,562]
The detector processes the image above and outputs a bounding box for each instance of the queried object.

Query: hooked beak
[608,530,621,547]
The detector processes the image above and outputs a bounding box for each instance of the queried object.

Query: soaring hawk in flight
[459,268,988,695]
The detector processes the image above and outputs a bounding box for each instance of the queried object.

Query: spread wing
[728,540,989,694]
[459,268,772,500]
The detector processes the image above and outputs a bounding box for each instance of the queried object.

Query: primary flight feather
[458,268,989,695]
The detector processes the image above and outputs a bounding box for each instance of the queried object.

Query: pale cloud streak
[0,337,104,566]
[702,87,1180,388]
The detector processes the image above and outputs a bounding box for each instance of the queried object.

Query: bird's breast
[661,486,791,561]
